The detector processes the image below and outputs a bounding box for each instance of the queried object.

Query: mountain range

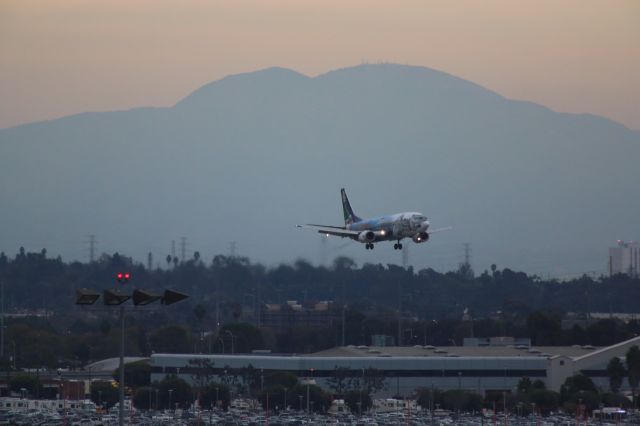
[1,64,638,276]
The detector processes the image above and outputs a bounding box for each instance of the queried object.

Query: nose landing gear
[393,242,403,250]
[365,243,374,250]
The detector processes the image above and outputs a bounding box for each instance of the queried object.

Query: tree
[344,389,372,414]
[415,387,440,411]
[517,377,532,394]
[113,360,150,388]
[527,311,562,345]
[560,374,599,413]
[132,386,155,410]
[193,304,206,325]
[440,390,483,412]
[289,383,331,413]
[189,358,216,392]
[99,319,111,337]
[560,374,597,398]
[9,373,42,397]
[327,366,352,396]
[154,375,192,410]
[264,371,298,389]
[528,389,560,414]
[606,357,626,393]
[626,345,640,406]
[201,382,231,410]
[259,385,290,412]
[149,325,191,353]
[90,381,119,409]
[360,368,387,394]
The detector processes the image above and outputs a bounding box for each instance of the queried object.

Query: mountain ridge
[0,64,638,275]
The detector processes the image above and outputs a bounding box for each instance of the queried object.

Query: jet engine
[358,231,376,243]
[412,232,430,243]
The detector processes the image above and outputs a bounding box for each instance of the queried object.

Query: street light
[224,330,235,354]
[75,273,189,426]
[168,389,173,413]
[283,387,288,411]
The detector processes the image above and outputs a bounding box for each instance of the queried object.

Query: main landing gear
[365,243,374,250]
[393,242,403,250]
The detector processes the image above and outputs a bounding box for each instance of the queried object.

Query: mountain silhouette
[1,64,638,276]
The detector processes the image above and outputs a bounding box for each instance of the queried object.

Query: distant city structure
[609,240,639,277]
[260,300,339,330]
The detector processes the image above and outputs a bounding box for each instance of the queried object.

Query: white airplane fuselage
[346,212,430,243]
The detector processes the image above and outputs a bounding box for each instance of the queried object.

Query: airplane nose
[422,220,430,230]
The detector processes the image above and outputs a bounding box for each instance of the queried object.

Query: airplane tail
[341,188,361,225]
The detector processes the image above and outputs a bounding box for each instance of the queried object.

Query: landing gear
[365,243,374,250]
[393,242,403,250]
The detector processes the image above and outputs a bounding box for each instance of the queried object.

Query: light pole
[225,330,235,354]
[298,395,303,412]
[75,274,188,426]
[154,389,159,411]
[11,340,16,370]
[283,387,288,411]
[168,389,173,413]
[118,304,125,425]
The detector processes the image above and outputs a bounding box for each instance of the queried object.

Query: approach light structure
[74,272,188,306]
[73,272,190,426]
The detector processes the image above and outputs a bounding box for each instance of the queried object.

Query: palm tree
[626,346,640,407]
[606,357,626,393]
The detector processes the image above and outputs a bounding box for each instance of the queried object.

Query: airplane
[298,188,451,250]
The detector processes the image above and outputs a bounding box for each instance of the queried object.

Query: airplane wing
[428,226,453,234]
[297,224,360,238]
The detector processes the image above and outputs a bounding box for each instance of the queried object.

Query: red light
[117,273,123,280]
[124,273,130,280]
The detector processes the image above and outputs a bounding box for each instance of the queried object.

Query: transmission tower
[88,235,96,263]
[147,252,153,271]
[180,237,187,263]
[171,240,176,259]
[460,243,474,279]
[229,241,237,258]
[464,243,471,267]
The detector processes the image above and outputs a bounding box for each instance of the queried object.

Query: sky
[1,0,639,130]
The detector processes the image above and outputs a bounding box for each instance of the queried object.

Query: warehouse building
[150,336,640,396]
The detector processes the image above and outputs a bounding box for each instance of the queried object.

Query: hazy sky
[1,0,639,130]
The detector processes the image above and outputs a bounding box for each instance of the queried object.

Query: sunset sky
[1,0,639,129]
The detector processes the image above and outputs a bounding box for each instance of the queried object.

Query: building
[260,300,339,330]
[609,240,639,277]
[150,336,640,396]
